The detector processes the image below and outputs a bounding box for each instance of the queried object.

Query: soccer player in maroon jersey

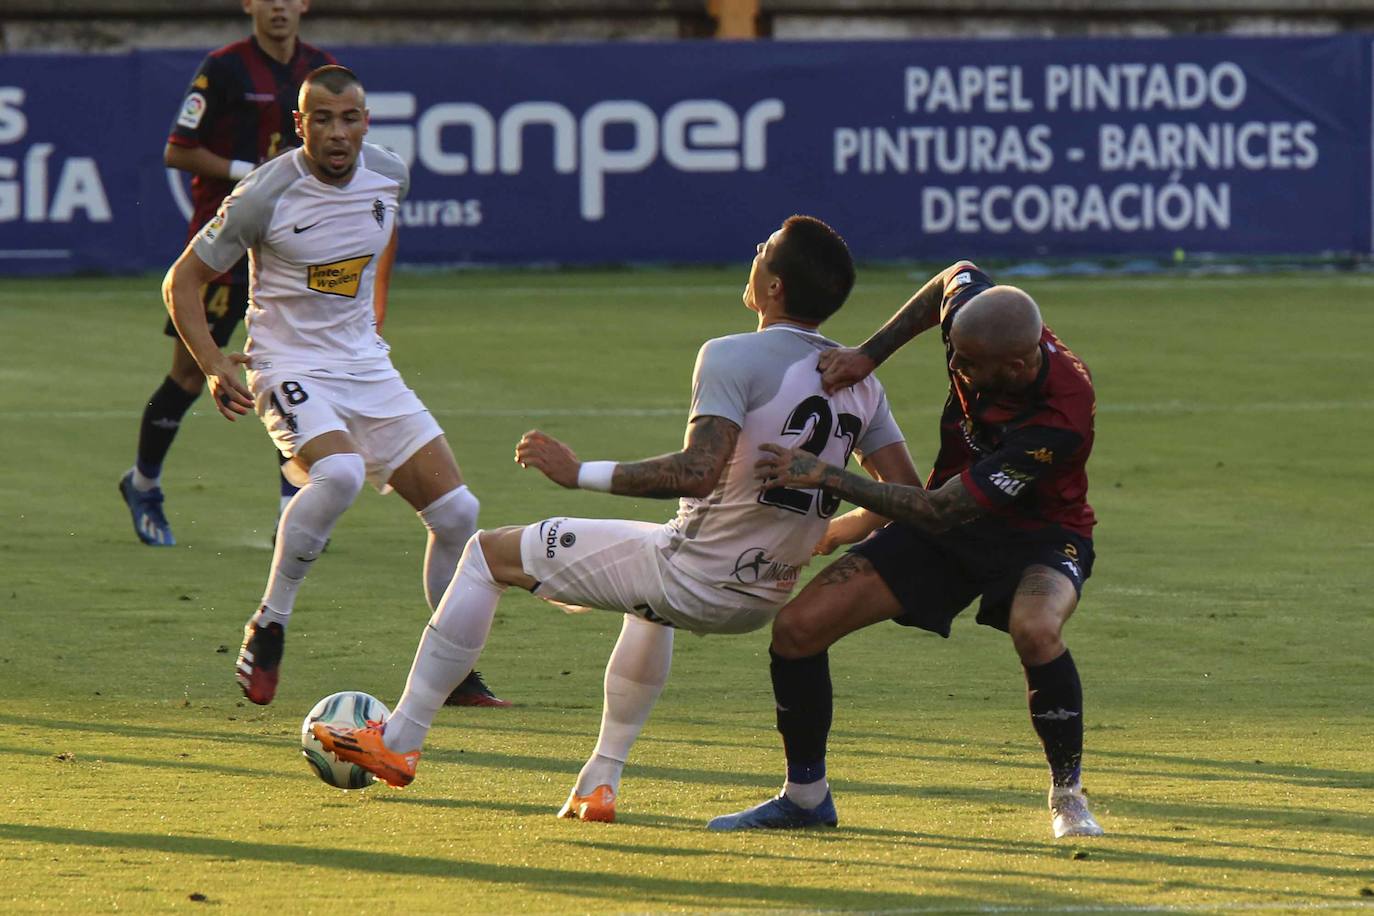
[120,0,333,549]
[709,263,1106,838]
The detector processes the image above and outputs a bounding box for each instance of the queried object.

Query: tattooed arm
[817,260,977,393]
[609,415,740,498]
[756,443,985,533]
[814,441,924,555]
[515,415,740,499]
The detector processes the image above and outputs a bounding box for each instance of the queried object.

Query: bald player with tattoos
[709,264,1105,839]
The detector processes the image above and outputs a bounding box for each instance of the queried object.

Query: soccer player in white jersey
[315,215,924,822]
[161,65,490,708]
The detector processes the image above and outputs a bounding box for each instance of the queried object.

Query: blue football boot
[707,791,838,831]
[118,471,175,546]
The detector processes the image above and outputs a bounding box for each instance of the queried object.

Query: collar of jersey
[763,321,826,338]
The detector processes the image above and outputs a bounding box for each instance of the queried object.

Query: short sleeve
[688,338,751,427]
[854,387,905,458]
[363,143,410,203]
[191,169,273,273]
[961,425,1083,508]
[940,263,995,325]
[168,54,224,148]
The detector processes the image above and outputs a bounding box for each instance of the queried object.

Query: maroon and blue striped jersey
[927,264,1097,538]
[168,36,335,279]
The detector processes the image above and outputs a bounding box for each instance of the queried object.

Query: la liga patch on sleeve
[177,92,207,129]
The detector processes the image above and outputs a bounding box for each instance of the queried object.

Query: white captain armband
[576,461,617,492]
[228,160,254,181]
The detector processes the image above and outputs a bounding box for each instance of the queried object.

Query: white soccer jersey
[192,142,408,374]
[655,324,905,602]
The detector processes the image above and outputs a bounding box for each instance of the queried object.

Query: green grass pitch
[0,267,1371,913]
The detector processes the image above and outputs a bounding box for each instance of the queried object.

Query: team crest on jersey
[372,199,385,228]
[177,92,207,129]
[193,75,209,90]
[1025,447,1054,464]
[307,254,374,298]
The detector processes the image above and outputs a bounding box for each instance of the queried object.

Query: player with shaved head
[121,1,334,551]
[161,64,505,710]
[711,263,1105,839]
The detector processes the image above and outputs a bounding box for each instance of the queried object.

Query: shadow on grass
[0,821,1106,911]
[0,744,274,780]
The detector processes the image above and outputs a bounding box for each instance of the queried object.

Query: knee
[168,367,204,395]
[1009,619,1064,666]
[771,610,828,660]
[422,486,480,542]
[309,452,366,502]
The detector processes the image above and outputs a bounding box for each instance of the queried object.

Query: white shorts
[519,517,782,636]
[249,367,443,493]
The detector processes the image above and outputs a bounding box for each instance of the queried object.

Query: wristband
[576,461,617,492]
[228,160,254,181]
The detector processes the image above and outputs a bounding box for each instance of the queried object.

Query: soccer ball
[300,691,391,790]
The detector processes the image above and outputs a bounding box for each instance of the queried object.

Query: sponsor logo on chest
[307,254,373,298]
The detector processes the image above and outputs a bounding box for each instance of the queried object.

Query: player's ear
[363,108,371,134]
[241,0,253,17]
[293,109,304,140]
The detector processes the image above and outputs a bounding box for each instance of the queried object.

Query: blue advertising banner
[0,36,1370,275]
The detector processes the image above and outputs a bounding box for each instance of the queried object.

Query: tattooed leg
[771,553,902,659]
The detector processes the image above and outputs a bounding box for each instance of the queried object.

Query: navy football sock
[1025,648,1085,787]
[770,646,833,785]
[136,375,200,480]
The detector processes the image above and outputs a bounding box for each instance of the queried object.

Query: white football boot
[1050,785,1105,838]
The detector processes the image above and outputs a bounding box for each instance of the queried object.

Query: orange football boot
[558,784,616,822]
[312,721,419,788]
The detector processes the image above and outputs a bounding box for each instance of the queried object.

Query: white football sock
[258,452,365,627]
[418,485,480,611]
[386,534,504,753]
[573,614,674,796]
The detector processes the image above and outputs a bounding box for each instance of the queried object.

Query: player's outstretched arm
[817,260,977,394]
[757,442,982,534]
[162,247,253,420]
[516,416,740,500]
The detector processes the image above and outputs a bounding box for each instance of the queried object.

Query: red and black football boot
[444,669,511,707]
[235,616,284,705]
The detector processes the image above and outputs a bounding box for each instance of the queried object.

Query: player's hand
[515,429,580,488]
[813,511,878,556]
[812,529,843,557]
[817,347,877,394]
[206,352,253,421]
[756,443,828,490]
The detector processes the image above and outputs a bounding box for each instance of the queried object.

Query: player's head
[243,0,309,43]
[294,66,368,185]
[744,215,855,325]
[948,286,1044,395]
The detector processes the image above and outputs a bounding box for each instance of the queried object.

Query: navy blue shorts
[849,523,1094,637]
